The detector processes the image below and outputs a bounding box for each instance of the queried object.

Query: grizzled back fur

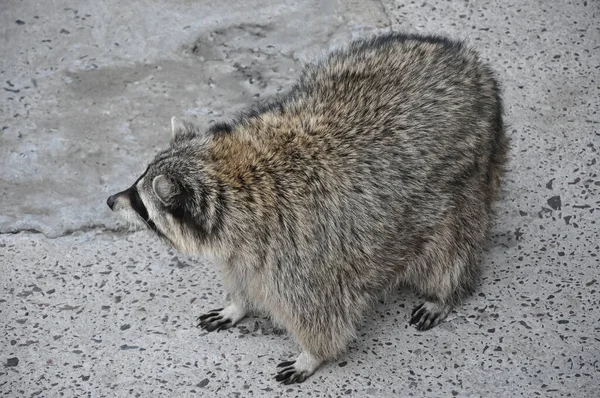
[108,32,508,364]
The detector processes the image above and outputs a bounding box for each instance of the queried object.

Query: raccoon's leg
[408,240,480,331]
[275,319,356,384]
[274,295,360,383]
[197,302,248,332]
[197,263,252,332]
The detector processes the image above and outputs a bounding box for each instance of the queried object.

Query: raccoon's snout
[107,187,150,224]
[107,194,116,210]
[106,190,129,211]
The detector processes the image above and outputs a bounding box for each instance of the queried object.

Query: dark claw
[216,320,232,332]
[202,322,216,331]
[277,366,296,375]
[198,315,219,324]
[204,318,231,332]
[197,311,223,321]
[411,303,442,331]
[278,366,295,373]
[199,320,217,330]
[275,370,294,382]
[283,374,299,385]
[417,315,431,331]
[428,313,441,328]
[418,312,441,331]
[275,359,309,384]
[296,373,308,383]
[411,303,424,317]
[203,315,222,323]
[196,308,236,332]
[410,306,426,325]
[276,370,308,384]
[198,314,221,322]
[277,360,296,368]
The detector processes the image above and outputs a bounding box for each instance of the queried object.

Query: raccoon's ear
[152,175,181,206]
[171,116,198,141]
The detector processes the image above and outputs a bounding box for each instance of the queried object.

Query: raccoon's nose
[107,195,116,210]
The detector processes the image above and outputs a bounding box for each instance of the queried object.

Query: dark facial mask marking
[129,187,149,221]
[128,184,164,237]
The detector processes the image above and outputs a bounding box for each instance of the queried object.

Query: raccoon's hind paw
[410,302,451,331]
[196,304,247,332]
[275,352,322,385]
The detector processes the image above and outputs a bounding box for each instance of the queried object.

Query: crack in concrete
[1,224,132,239]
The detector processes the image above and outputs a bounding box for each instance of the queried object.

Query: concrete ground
[1,0,598,396]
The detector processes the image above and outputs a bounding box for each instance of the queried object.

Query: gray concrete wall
[1,0,598,396]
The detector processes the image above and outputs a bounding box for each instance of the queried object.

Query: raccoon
[107,32,508,384]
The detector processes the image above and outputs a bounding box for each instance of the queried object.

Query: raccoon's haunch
[107,31,508,385]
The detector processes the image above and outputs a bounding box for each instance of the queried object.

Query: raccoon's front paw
[275,352,322,385]
[409,301,451,331]
[196,304,247,332]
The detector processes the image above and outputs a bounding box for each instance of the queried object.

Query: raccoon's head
[106,117,226,254]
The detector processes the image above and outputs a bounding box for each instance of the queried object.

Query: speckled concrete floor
[1,0,599,397]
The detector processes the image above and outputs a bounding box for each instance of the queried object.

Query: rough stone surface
[1,0,599,397]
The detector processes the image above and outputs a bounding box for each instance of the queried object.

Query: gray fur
[107,32,508,384]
